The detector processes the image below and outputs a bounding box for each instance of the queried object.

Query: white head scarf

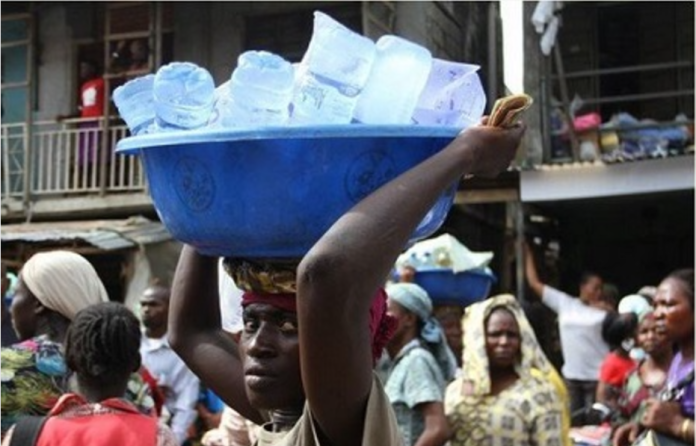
[21,250,109,321]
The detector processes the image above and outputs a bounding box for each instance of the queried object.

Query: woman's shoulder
[0,336,68,388]
[400,343,439,365]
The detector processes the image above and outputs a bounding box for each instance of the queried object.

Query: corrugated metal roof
[0,216,172,251]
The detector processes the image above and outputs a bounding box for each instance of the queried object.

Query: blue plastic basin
[414,268,497,306]
[116,125,460,257]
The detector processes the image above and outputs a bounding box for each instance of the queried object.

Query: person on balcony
[57,60,105,188]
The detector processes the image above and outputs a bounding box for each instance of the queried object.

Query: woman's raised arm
[168,246,264,425]
[296,122,525,446]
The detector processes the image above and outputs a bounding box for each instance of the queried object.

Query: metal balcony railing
[1,117,146,203]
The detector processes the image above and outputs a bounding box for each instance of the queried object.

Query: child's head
[601,311,638,352]
[65,302,141,389]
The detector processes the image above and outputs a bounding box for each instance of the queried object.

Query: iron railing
[1,117,146,202]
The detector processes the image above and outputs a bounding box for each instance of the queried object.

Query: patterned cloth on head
[223,258,299,294]
[386,283,458,382]
[445,294,565,446]
[21,251,109,320]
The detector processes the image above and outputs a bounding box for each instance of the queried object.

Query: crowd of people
[0,119,693,446]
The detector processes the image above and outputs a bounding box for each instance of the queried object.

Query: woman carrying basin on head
[168,117,525,446]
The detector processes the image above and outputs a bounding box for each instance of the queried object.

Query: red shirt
[36,394,159,446]
[599,351,636,386]
[80,78,105,118]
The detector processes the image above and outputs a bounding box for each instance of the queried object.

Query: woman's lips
[245,373,277,391]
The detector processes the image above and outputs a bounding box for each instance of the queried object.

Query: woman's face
[653,277,694,344]
[239,303,304,412]
[10,277,39,341]
[485,308,521,369]
[580,276,604,304]
[636,316,670,356]
[386,299,415,346]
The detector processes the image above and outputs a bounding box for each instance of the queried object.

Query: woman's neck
[648,348,675,369]
[678,335,694,361]
[270,408,303,432]
[489,366,518,396]
[34,312,71,343]
[386,332,417,360]
[75,376,128,403]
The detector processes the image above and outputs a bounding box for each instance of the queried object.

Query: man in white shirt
[140,284,200,445]
[524,244,612,416]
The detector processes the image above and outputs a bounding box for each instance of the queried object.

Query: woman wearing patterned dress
[445,294,564,446]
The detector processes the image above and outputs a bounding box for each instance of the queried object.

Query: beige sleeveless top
[254,374,402,446]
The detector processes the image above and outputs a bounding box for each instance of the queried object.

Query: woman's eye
[279,320,298,333]
[243,319,258,332]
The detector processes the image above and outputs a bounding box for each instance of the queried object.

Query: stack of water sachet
[113,11,487,136]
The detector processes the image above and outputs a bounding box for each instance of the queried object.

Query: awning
[0,216,172,251]
[520,155,694,202]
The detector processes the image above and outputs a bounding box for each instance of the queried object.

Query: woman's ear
[34,300,47,315]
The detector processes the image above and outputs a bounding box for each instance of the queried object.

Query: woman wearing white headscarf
[13,250,109,335]
[1,250,155,437]
[445,294,565,446]
[382,282,457,446]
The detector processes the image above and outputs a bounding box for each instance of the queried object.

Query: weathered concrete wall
[395,2,464,60]
[35,5,72,120]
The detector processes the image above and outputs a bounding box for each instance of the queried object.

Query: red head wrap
[241,288,397,363]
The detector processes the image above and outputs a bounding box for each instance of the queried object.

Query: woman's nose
[246,323,277,357]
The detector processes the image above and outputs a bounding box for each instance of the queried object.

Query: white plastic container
[289,11,376,125]
[113,74,156,135]
[353,35,432,124]
[411,59,486,129]
[153,62,216,131]
[209,51,294,128]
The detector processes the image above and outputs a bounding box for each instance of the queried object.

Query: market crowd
[0,123,693,446]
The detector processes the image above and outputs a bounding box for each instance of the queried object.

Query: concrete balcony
[1,117,153,221]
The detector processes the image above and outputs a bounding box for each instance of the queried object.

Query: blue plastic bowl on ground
[116,125,460,258]
[414,268,497,307]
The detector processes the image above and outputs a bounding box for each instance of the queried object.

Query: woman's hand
[455,119,526,178]
[641,398,684,438]
[612,422,641,446]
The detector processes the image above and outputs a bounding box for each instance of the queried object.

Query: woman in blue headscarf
[383,282,457,446]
